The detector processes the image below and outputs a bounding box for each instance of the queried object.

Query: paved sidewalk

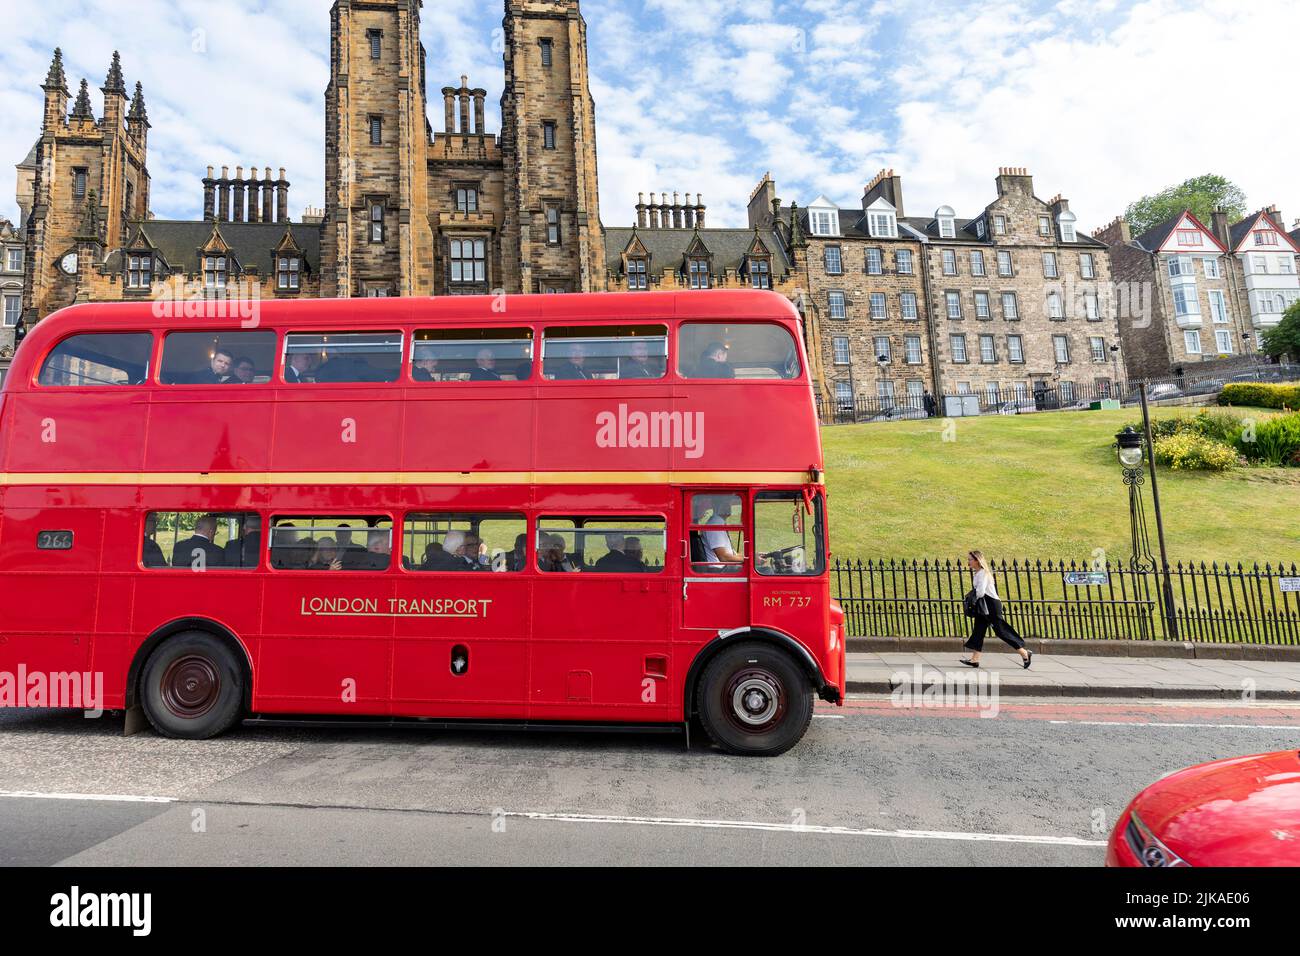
[847,651,1300,700]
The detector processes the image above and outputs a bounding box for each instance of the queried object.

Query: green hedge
[1219,382,1300,409]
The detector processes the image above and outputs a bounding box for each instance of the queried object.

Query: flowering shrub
[1153,432,1239,471]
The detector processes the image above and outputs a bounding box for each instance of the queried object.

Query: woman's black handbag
[963,590,990,618]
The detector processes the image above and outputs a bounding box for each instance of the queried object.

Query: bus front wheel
[696,643,813,757]
[140,632,244,740]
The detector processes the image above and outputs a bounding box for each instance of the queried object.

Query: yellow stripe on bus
[0,471,820,487]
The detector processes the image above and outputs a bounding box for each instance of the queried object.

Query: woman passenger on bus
[307,537,344,571]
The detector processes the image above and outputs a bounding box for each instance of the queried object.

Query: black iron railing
[831,558,1300,644]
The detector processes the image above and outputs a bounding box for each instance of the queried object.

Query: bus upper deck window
[542,326,667,380]
[284,332,403,384]
[160,330,277,385]
[678,323,800,381]
[411,328,533,382]
[38,332,153,387]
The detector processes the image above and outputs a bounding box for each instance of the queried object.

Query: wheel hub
[731,674,781,726]
[160,655,221,719]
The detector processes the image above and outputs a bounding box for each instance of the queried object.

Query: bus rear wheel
[140,632,244,740]
[696,642,813,757]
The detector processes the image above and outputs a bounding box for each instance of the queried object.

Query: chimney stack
[247,167,260,223]
[862,169,905,218]
[232,166,246,223]
[276,168,289,223]
[472,88,486,135]
[203,166,216,222]
[696,194,706,229]
[262,167,274,223]
[218,166,230,222]
[442,87,456,132]
[458,76,470,136]
[1211,208,1230,248]
[636,193,647,229]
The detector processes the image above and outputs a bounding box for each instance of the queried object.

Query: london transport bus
[0,290,844,756]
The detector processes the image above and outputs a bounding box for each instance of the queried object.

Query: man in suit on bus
[619,339,663,379]
[468,348,502,381]
[142,514,168,568]
[593,533,639,573]
[550,343,592,380]
[224,515,262,568]
[695,342,734,379]
[191,349,235,384]
[285,352,313,384]
[358,530,392,571]
[412,354,439,382]
[172,515,227,570]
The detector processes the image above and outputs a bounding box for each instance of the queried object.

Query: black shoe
[958,659,980,668]
[1022,650,1033,670]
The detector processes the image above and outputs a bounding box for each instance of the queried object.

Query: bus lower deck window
[537,518,666,573]
[270,517,393,571]
[689,494,746,575]
[146,513,262,570]
[754,492,825,576]
[403,513,527,572]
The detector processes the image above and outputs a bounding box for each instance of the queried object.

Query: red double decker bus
[0,290,843,756]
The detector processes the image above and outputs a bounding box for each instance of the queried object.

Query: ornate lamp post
[1115,392,1178,638]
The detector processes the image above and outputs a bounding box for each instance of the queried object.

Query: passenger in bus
[538,534,580,573]
[412,355,440,382]
[462,532,491,570]
[619,339,663,379]
[418,540,454,571]
[307,537,345,571]
[624,536,647,572]
[692,496,743,572]
[226,356,257,384]
[191,349,235,385]
[593,533,639,573]
[512,360,533,381]
[359,530,392,571]
[695,342,734,379]
[224,515,262,568]
[550,343,592,380]
[272,523,311,569]
[505,533,528,572]
[142,514,168,568]
[171,514,227,569]
[315,349,369,383]
[285,352,314,384]
[468,348,502,381]
[335,528,369,569]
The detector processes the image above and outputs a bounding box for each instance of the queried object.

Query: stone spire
[128,81,149,123]
[103,51,125,94]
[71,79,94,120]
[44,48,67,90]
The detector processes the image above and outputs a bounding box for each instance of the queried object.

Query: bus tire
[140,631,244,740]
[695,642,813,757]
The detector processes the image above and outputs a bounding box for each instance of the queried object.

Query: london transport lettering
[300,596,494,619]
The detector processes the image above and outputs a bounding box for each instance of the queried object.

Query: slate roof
[603,226,792,277]
[106,219,322,275]
[784,206,1104,247]
[18,140,38,168]
[1229,211,1264,252]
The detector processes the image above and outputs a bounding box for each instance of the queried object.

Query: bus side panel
[0,505,101,680]
[269,392,403,473]
[4,392,150,473]
[670,384,821,475]
[144,392,274,472]
[402,393,535,473]
[390,574,530,719]
[534,387,674,473]
[257,573,396,715]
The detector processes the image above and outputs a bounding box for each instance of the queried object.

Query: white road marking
[813,714,845,720]
[503,810,1106,847]
[0,791,1104,847]
[1048,720,1300,730]
[0,790,176,804]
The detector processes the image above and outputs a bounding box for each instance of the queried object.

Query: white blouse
[973,568,1001,602]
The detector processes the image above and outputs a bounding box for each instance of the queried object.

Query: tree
[1260,300,1300,361]
[1124,174,1248,237]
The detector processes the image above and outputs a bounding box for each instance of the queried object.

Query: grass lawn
[822,407,1300,564]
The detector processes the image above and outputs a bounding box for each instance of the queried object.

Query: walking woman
[961,550,1032,669]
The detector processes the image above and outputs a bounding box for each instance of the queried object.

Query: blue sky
[1,0,1295,234]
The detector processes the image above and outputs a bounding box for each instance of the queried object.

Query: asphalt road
[2,698,1299,866]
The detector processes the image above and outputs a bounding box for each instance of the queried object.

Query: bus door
[682,491,749,631]
[750,490,828,641]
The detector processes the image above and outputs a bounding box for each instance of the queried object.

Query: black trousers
[965,597,1026,652]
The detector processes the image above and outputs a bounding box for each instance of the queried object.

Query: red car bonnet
[1131,751,1300,867]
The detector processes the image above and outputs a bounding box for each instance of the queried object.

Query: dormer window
[126,254,152,289]
[688,258,710,289]
[1255,231,1279,246]
[810,211,837,236]
[627,257,648,290]
[975,219,986,239]
[936,206,956,240]
[748,257,771,290]
[1058,211,1078,243]
[277,256,300,291]
[868,211,897,239]
[204,256,227,291]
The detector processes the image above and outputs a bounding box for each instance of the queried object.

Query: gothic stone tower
[322,0,435,298]
[499,0,604,294]
[24,50,150,318]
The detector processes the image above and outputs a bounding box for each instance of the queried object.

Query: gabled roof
[1132,210,1225,254]
[18,139,39,168]
[603,226,792,277]
[807,194,839,209]
[1229,210,1300,254]
[104,219,322,275]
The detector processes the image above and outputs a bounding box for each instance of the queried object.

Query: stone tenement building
[776,168,1120,406]
[1,218,23,375]
[1097,206,1299,380]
